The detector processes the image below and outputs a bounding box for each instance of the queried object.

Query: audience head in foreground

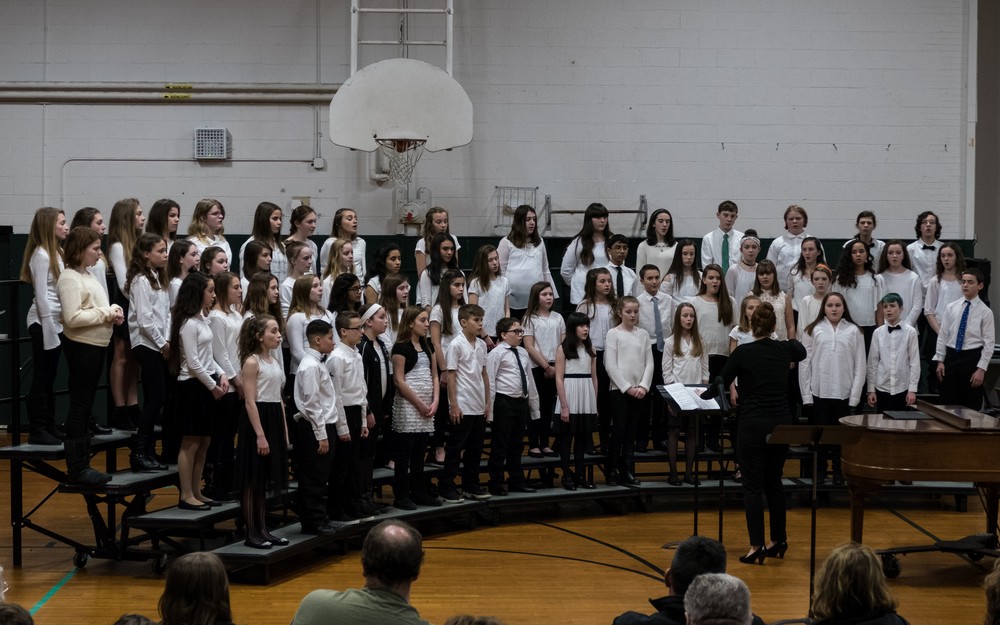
[984,557,1000,625]
[291,520,431,625]
[158,552,233,625]
[812,543,908,625]
[683,573,752,625]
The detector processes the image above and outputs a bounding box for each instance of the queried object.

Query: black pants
[595,351,611,450]
[488,394,528,488]
[63,337,105,439]
[393,431,431,501]
[941,347,984,410]
[328,405,362,517]
[442,413,486,491]
[704,355,729,450]
[207,392,240,494]
[132,345,168,438]
[637,347,665,449]
[737,417,788,546]
[811,397,850,476]
[431,386,450,451]
[292,419,335,529]
[875,390,909,413]
[527,368,556,449]
[609,391,641,474]
[27,323,62,431]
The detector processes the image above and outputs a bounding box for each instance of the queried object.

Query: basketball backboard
[329,58,473,153]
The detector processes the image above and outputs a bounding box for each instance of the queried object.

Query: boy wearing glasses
[485,317,540,496]
[326,311,371,522]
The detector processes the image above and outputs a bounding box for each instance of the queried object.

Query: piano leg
[847,478,880,544]
[981,482,1000,536]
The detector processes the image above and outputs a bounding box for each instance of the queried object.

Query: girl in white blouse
[498,204,558,319]
[413,206,460,276]
[107,198,144,434]
[560,203,611,306]
[576,267,615,452]
[634,208,677,290]
[725,231,760,302]
[752,260,795,340]
[787,236,826,314]
[280,241,314,319]
[834,240,878,351]
[467,245,510,348]
[604,296,654,486]
[522,282,566,459]
[798,264,833,338]
[126,233,172,472]
[285,204,318,275]
[21,207,69,445]
[875,240,923,328]
[169,273,229,510]
[167,240,200,306]
[146,198,180,253]
[238,202,287,284]
[319,207,366,279]
[662,302,708,485]
[799,292,866,485]
[662,240,701,306]
[187,198,232,264]
[206,271,245,500]
[364,242,403,305]
[377,273,410,349]
[689,263,736,380]
[70,207,110,302]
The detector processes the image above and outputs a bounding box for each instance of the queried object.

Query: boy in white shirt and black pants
[440,304,492,503]
[292,320,347,535]
[327,311,370,522]
[866,293,919,413]
[635,264,673,452]
[486,317,540,496]
[934,268,995,410]
[606,234,637,298]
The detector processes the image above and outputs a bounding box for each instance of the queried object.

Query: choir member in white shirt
[486,318,541,495]
[603,296,654,487]
[319,207,366,279]
[874,240,923,330]
[498,204,559,319]
[522,282,566,458]
[865,293,919,413]
[238,202,288,284]
[661,302,709,486]
[187,198,232,265]
[766,204,824,292]
[842,210,885,270]
[799,292,865,485]
[560,203,611,306]
[725,231,761,304]
[606,234,638,299]
[292,319,343,535]
[700,200,743,274]
[205,271,245,500]
[635,265,673,453]
[833,240,878,349]
[905,211,944,289]
[634,208,677,291]
[662,240,701,306]
[934,269,995,410]
[326,312,370,521]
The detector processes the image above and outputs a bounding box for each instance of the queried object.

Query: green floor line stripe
[30,568,76,615]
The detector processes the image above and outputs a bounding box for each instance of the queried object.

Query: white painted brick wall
[0,0,973,247]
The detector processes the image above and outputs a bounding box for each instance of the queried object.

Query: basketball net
[376,138,427,184]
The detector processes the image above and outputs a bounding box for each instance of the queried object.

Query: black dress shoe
[605,470,619,486]
[243,539,273,550]
[620,472,641,486]
[488,485,508,496]
[264,534,289,546]
[87,417,113,436]
[739,546,766,565]
[578,478,597,489]
[508,483,536,493]
[200,500,223,507]
[178,501,211,511]
[527,449,545,459]
[561,475,577,491]
[667,474,683,486]
[301,523,338,536]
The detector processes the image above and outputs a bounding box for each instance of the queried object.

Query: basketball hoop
[376,138,426,184]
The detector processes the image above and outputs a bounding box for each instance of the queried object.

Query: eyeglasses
[349,286,363,292]
[347,325,363,332]
[505,328,525,335]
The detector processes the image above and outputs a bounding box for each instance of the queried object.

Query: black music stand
[658,384,731,541]
[769,424,861,612]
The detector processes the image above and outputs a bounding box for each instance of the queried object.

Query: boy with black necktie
[866,293,919,413]
[485,317,540,496]
[606,234,637,298]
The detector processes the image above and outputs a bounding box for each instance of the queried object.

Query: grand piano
[840,401,1000,574]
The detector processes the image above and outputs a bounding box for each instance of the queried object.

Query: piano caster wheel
[881,554,901,579]
[969,551,986,562]
[73,550,90,569]
[153,554,169,574]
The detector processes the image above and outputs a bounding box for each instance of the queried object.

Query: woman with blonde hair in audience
[812,543,910,625]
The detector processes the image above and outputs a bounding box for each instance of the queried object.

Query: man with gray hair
[683,573,752,625]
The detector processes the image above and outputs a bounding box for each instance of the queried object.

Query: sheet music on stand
[661,383,720,412]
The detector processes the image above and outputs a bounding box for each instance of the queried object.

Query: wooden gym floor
[0,441,993,625]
